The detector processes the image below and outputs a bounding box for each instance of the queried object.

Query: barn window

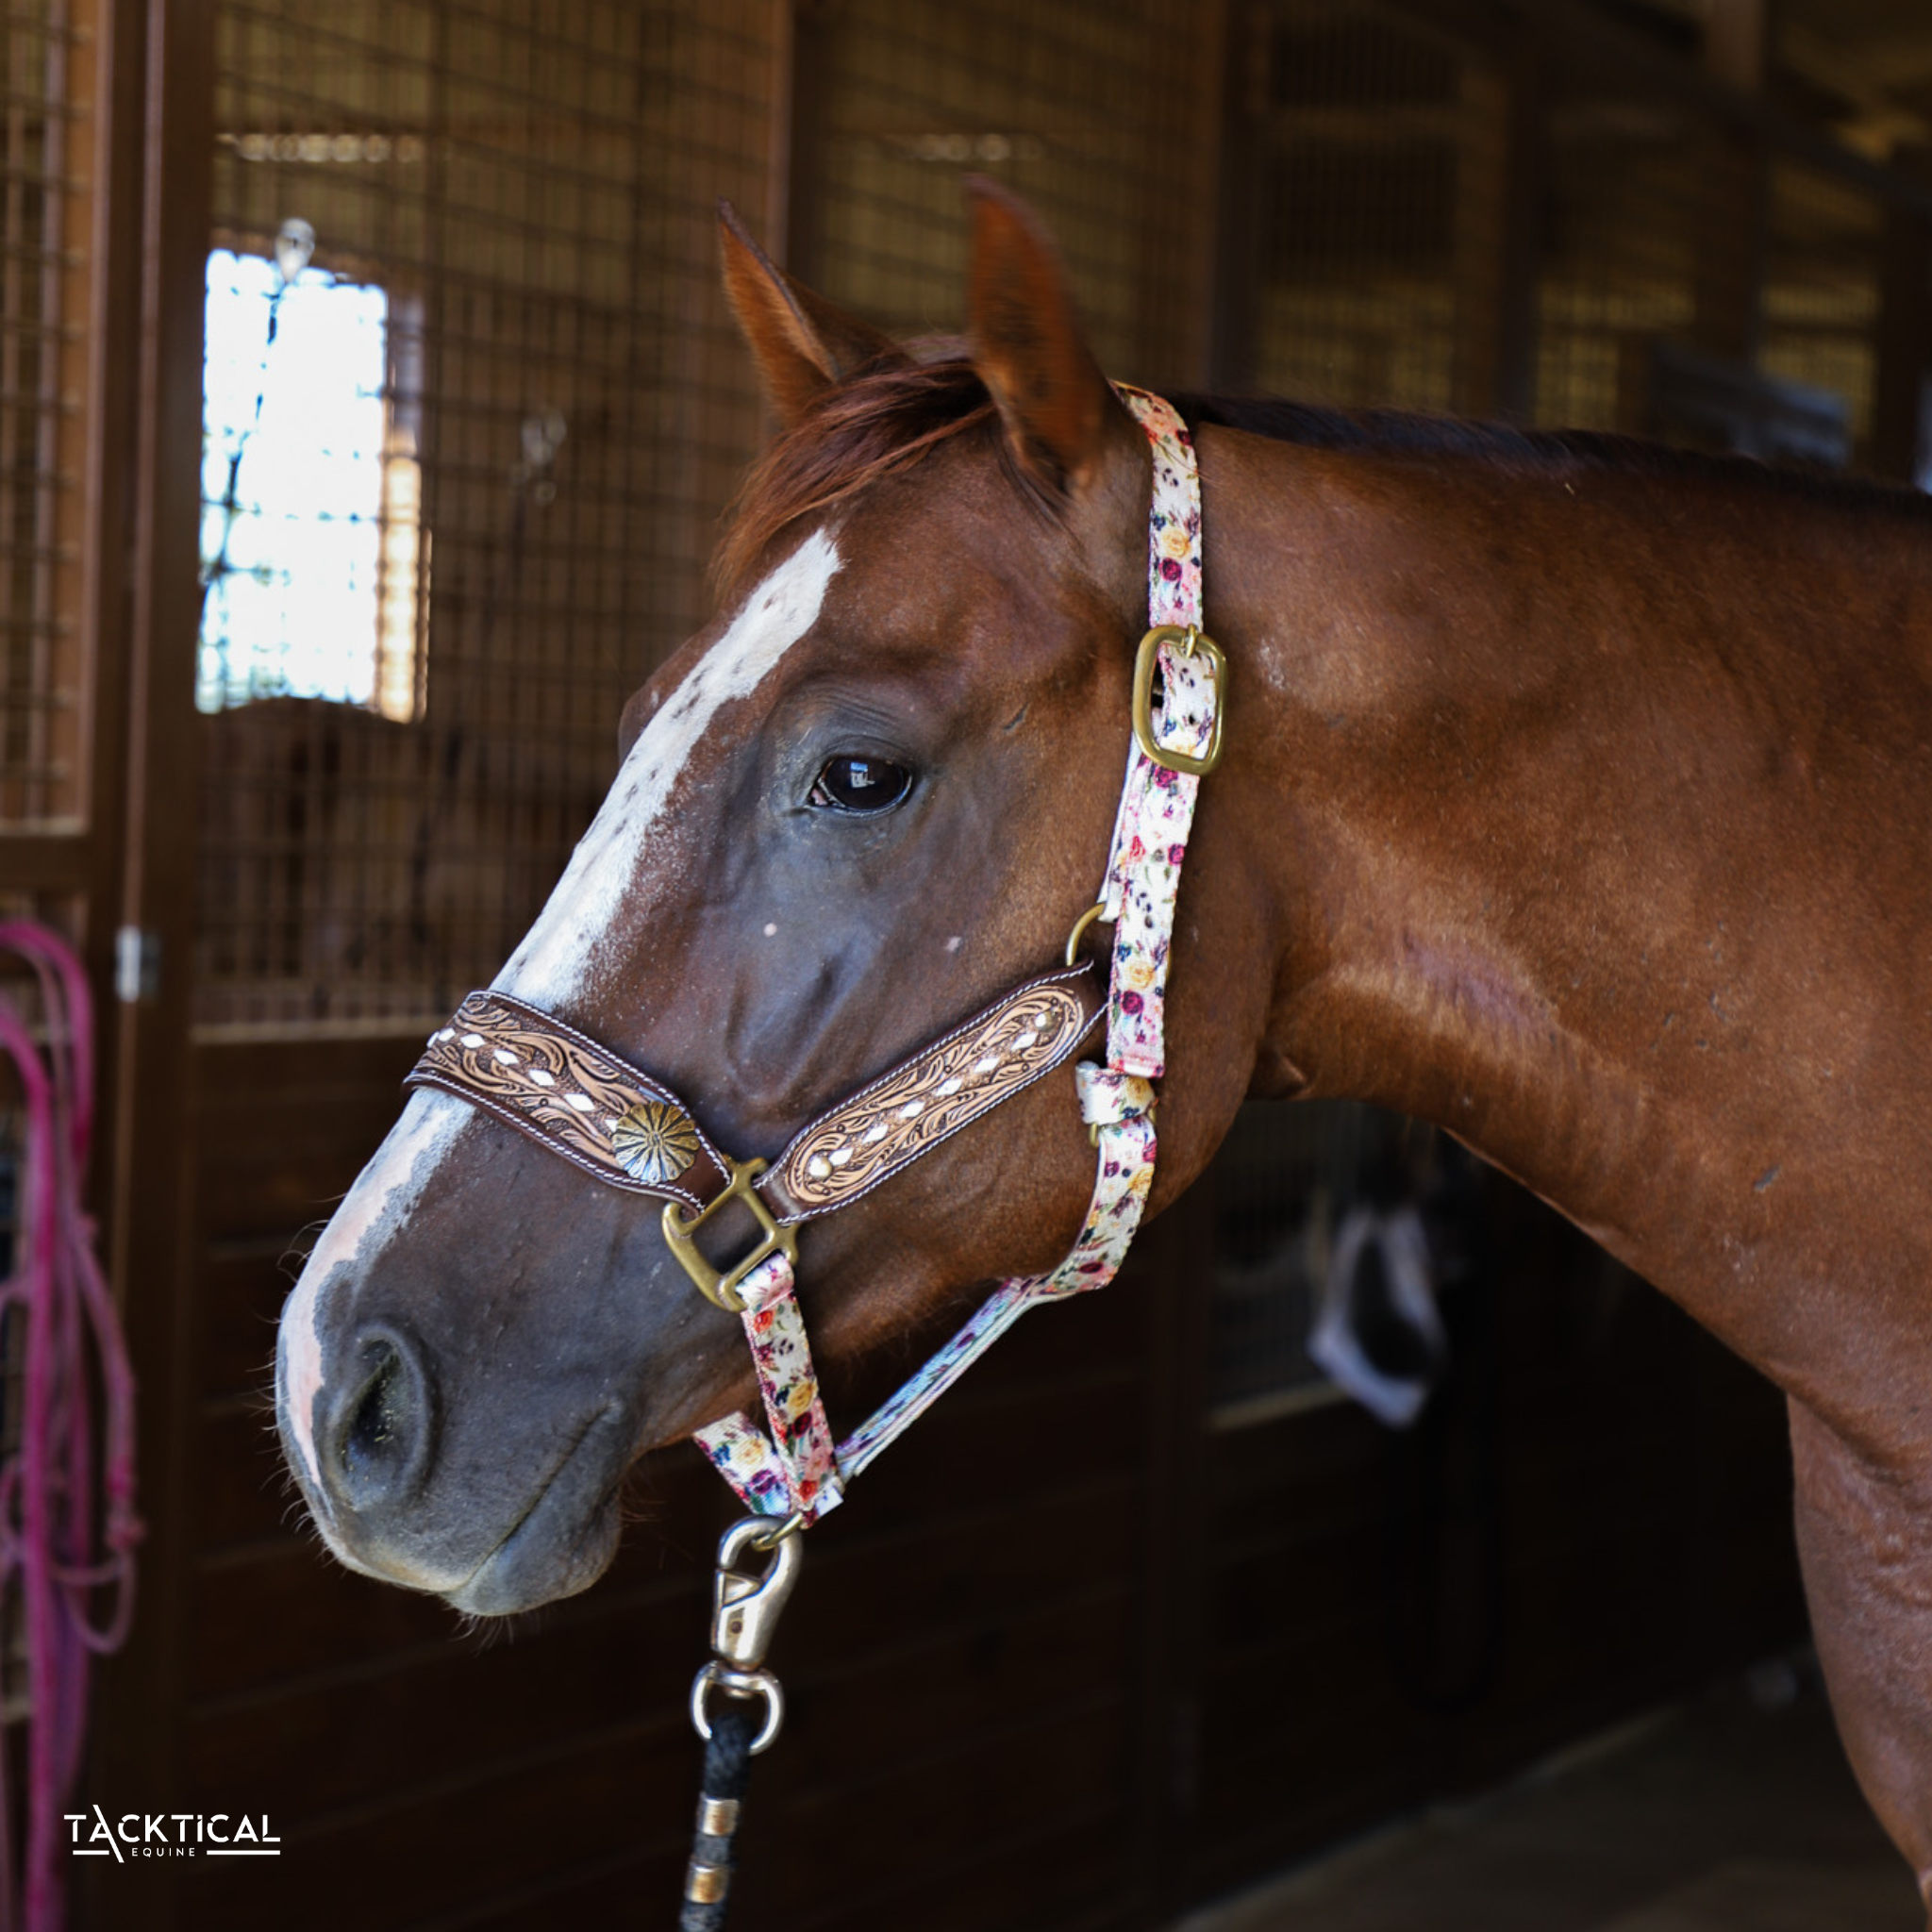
[197,242,426,720]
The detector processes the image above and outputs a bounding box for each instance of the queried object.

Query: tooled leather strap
[408,991,736,1211]
[407,964,1103,1225]
[768,965,1100,1221]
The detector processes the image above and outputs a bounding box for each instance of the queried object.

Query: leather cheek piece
[764,963,1103,1224]
[405,963,1104,1228]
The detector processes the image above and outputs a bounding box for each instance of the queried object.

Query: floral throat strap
[693,384,1220,1522]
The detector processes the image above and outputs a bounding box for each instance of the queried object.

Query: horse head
[274,185,1266,1613]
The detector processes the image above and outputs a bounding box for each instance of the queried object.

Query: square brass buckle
[661,1158,800,1314]
[1132,624,1226,777]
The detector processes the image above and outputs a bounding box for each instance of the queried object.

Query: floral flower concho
[693,384,1221,1523]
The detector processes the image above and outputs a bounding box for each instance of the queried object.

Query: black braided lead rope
[677,1695,760,1929]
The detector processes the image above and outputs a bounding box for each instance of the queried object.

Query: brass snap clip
[689,1514,805,1756]
[661,1157,800,1313]
[1132,623,1227,777]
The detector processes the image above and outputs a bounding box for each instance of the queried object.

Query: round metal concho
[611,1098,700,1186]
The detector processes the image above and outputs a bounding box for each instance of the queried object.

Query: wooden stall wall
[1159,1110,1803,1909]
[42,1,1932,1929]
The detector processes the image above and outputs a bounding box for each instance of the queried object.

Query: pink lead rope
[692,385,1217,1524]
[0,925,142,1932]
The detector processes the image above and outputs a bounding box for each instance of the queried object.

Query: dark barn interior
[1,0,1931,1926]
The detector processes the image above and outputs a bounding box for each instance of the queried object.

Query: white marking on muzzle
[277,1088,470,1499]
[494,529,842,1008]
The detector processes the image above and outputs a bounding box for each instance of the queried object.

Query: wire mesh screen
[796,0,1219,390]
[197,0,782,1027]
[0,1,92,829]
[1246,0,1497,413]
[1534,45,1882,465]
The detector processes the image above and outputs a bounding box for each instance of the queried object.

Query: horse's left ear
[965,177,1134,495]
[719,200,906,425]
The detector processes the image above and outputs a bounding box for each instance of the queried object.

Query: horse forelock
[714,349,1024,596]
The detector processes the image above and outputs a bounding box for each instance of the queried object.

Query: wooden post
[1873,146,1932,485]
[88,4,213,1928]
[1694,0,1769,366]
[1454,20,1541,421]
[782,0,835,290]
[1208,3,1271,392]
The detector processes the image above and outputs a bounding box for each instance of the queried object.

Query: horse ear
[719,201,904,425]
[965,176,1128,494]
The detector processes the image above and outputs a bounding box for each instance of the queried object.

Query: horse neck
[1201,424,1932,1453]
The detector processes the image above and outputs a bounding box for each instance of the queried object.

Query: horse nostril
[329,1327,433,1512]
[347,1344,402,1469]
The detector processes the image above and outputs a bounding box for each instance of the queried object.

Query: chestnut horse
[275,183,1932,1903]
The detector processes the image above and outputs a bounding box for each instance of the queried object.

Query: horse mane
[716,351,1932,592]
[1174,391,1932,525]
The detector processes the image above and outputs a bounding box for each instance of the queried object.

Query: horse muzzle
[277,1311,635,1612]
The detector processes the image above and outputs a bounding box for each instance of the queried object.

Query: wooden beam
[1782,21,1931,161]
[0,827,92,892]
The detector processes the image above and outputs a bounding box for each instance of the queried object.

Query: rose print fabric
[694,1252,843,1521]
[694,385,1216,1524]
[699,1104,1159,1521]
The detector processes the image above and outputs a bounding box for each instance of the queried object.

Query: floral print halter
[691,384,1223,1523]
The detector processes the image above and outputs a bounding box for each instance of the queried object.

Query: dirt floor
[1177,1664,1922,1932]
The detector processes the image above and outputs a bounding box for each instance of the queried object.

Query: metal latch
[114,926,160,1005]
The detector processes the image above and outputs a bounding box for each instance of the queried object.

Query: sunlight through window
[198,247,426,719]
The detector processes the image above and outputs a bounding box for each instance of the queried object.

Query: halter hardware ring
[1064,901,1110,967]
[661,1157,799,1312]
[1132,623,1227,777]
[690,1661,785,1755]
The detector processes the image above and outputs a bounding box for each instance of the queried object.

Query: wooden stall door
[84,5,1197,1929]
[0,0,208,1908]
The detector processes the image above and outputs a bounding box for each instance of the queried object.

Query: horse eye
[809,755,913,814]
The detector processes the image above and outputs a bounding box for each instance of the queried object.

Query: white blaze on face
[277,531,841,1517]
[493,528,843,1008]
[276,1088,471,1500]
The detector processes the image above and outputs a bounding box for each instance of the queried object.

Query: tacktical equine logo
[64,1807,280,1858]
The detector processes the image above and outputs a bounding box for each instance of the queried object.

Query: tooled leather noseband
[405,384,1225,1530]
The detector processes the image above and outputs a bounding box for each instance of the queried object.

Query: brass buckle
[661,1158,800,1313]
[1132,624,1226,777]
